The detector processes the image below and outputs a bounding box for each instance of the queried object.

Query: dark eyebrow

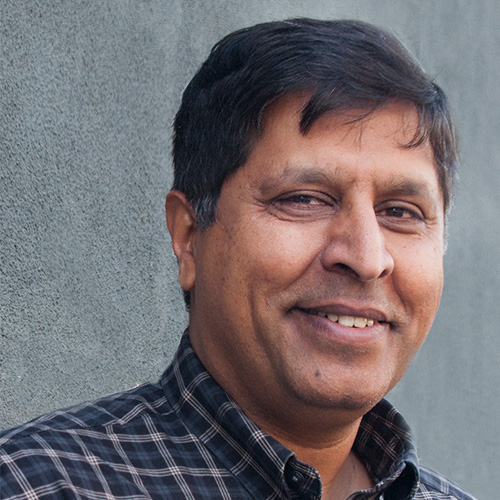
[257,167,443,209]
[258,168,333,196]
[378,176,439,202]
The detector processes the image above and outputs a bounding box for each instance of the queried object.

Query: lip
[295,302,388,323]
[291,305,389,347]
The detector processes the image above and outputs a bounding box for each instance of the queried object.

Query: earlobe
[165,190,198,293]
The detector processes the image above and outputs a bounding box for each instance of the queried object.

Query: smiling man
[0,19,476,500]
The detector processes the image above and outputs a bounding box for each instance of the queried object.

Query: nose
[320,204,394,282]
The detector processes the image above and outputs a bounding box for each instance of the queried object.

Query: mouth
[299,307,384,329]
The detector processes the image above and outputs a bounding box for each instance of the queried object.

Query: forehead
[260,93,421,149]
[250,95,437,185]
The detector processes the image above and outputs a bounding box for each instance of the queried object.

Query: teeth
[306,309,376,328]
[327,313,374,328]
[354,317,368,328]
[338,315,355,327]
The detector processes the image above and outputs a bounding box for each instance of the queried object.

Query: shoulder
[416,465,478,500]
[0,382,172,500]
[1,381,167,444]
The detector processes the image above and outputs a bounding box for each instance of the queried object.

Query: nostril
[336,263,351,272]
[330,262,364,280]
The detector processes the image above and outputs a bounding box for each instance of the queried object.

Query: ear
[166,190,198,293]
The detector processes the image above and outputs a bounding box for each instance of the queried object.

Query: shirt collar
[355,399,420,499]
[161,332,420,499]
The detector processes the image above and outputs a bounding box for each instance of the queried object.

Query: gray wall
[1,1,498,498]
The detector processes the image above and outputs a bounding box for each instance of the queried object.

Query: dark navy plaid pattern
[1,333,476,499]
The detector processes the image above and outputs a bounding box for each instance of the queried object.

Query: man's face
[179,95,445,424]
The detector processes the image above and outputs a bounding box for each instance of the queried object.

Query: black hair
[172,18,458,305]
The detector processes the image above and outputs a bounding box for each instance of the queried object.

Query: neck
[247,409,373,499]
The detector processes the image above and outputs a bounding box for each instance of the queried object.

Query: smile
[303,308,375,328]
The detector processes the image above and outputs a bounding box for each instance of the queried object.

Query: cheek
[393,243,444,329]
[237,221,325,288]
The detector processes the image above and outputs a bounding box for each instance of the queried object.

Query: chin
[311,392,381,415]
[287,376,390,417]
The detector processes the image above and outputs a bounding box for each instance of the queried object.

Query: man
[0,19,476,500]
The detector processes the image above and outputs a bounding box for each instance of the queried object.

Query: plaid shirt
[1,333,476,500]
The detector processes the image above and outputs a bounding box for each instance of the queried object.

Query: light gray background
[1,1,498,498]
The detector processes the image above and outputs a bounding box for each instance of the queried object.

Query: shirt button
[289,471,305,485]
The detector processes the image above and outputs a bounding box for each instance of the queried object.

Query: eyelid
[275,190,335,205]
[268,190,338,220]
[376,201,426,221]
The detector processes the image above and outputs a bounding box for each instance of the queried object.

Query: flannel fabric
[0,333,476,499]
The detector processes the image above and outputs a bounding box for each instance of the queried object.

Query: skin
[166,95,445,498]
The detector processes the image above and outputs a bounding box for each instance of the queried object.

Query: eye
[376,202,425,232]
[383,206,420,219]
[279,194,326,206]
[270,191,336,219]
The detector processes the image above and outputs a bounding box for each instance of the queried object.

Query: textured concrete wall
[1,1,498,498]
